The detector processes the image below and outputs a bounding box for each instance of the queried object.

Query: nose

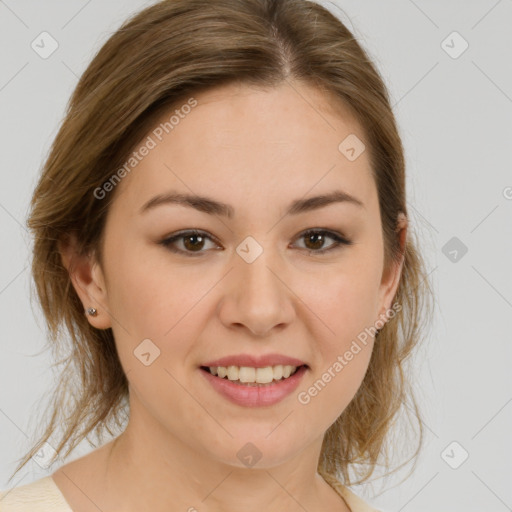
[217,248,296,337]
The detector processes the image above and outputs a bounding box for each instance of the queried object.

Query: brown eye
[293,229,353,254]
[160,230,219,256]
[160,228,352,258]
[182,233,206,251]
[304,232,327,251]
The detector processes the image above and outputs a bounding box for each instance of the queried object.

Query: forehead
[156,81,364,155]
[111,81,376,219]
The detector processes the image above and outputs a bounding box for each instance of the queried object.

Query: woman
[1,0,432,510]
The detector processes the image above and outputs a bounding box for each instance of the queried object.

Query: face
[66,81,404,469]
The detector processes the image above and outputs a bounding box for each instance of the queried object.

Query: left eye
[159,229,352,256]
[293,229,352,253]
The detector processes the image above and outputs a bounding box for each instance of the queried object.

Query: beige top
[0,474,381,511]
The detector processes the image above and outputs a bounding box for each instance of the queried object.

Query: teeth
[227,365,239,381]
[239,366,256,383]
[273,365,283,380]
[207,364,299,384]
[255,367,274,384]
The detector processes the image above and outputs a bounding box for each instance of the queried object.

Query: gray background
[1,1,511,511]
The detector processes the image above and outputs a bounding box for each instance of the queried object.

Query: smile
[199,364,308,407]
[202,364,300,385]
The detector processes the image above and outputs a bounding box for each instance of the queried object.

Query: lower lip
[199,366,308,407]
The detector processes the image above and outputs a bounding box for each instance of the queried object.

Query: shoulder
[0,476,72,512]
[338,485,382,512]
[320,471,382,512]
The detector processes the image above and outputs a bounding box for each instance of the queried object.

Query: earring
[86,307,98,317]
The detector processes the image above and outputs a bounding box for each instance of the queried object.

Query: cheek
[103,233,215,339]
[303,257,383,349]
[295,268,380,423]
[297,346,372,434]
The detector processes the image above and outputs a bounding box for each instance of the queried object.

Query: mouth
[199,364,308,386]
[198,364,309,407]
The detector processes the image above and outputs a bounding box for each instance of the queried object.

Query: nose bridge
[236,236,284,303]
[220,234,294,335]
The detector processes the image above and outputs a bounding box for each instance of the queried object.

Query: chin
[204,432,306,471]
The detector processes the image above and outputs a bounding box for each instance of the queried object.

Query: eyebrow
[139,189,365,218]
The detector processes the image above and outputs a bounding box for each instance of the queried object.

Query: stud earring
[86,307,98,317]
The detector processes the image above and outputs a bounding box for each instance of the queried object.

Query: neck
[98,403,348,512]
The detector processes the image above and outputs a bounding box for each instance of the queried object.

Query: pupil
[184,234,204,251]
[306,233,323,250]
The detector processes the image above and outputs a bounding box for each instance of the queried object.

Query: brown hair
[12,0,433,488]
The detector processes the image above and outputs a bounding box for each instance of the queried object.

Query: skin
[55,80,406,512]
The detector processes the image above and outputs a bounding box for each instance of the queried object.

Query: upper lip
[201,353,307,368]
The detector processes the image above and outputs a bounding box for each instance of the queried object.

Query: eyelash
[159,229,353,257]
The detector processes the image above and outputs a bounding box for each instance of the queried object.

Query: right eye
[159,229,221,257]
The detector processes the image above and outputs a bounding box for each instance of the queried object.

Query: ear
[376,212,407,326]
[58,233,112,330]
